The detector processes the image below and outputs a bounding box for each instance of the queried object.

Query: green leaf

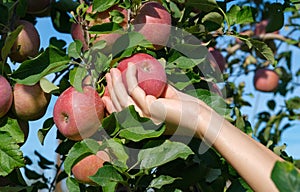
[148,175,180,189]
[286,97,300,110]
[64,139,100,175]
[168,56,206,69]
[266,3,284,33]
[119,125,165,142]
[40,78,59,94]
[1,25,22,61]
[138,140,194,170]
[0,132,25,176]
[89,165,123,186]
[226,5,241,26]
[202,11,224,31]
[236,6,254,24]
[68,40,82,59]
[89,22,123,34]
[250,39,275,64]
[93,0,118,12]
[69,66,88,93]
[11,46,70,85]
[66,177,80,192]
[37,118,55,145]
[0,117,25,144]
[271,161,300,192]
[105,139,129,170]
[185,0,218,12]
[50,6,72,33]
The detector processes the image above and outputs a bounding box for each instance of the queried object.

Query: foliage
[0,0,300,191]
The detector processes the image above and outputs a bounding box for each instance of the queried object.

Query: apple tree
[0,0,300,191]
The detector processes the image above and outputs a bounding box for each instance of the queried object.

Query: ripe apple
[72,150,110,184]
[207,47,226,72]
[117,53,167,98]
[0,76,13,118]
[132,1,171,50]
[71,5,128,53]
[53,86,105,141]
[26,0,51,15]
[9,20,40,63]
[12,82,51,121]
[254,68,279,92]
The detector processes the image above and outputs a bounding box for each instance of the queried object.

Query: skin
[0,76,13,118]
[102,63,297,192]
[53,86,104,141]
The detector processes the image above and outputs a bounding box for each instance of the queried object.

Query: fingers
[105,71,122,112]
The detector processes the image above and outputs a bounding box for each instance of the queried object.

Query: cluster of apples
[71,1,171,53]
[53,1,171,184]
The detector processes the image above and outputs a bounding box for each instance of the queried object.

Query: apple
[0,76,13,118]
[26,0,51,15]
[71,5,128,53]
[17,119,29,144]
[9,20,40,63]
[72,150,110,184]
[117,53,167,98]
[132,1,171,50]
[53,86,105,141]
[207,47,226,72]
[254,68,279,92]
[12,82,51,121]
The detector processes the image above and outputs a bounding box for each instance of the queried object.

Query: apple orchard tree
[0,0,300,191]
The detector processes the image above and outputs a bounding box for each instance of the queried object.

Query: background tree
[0,0,300,191]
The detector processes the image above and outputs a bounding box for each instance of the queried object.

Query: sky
[17,6,300,187]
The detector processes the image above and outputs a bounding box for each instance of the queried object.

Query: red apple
[117,53,167,98]
[71,5,128,53]
[26,0,51,15]
[132,1,171,50]
[9,20,40,63]
[0,75,13,118]
[12,82,51,121]
[53,86,105,141]
[254,68,279,92]
[72,150,110,184]
[207,47,226,72]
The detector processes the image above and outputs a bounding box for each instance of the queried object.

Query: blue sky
[17,9,300,186]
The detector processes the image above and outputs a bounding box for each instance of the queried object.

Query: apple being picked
[72,150,110,184]
[117,53,167,98]
[12,82,51,121]
[132,1,171,50]
[53,86,105,141]
[0,75,13,118]
[254,68,279,92]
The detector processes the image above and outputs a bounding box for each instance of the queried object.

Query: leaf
[66,177,80,192]
[0,117,25,144]
[68,40,82,59]
[148,175,180,189]
[69,66,88,93]
[89,165,123,186]
[40,78,59,94]
[202,11,224,31]
[168,56,206,69]
[185,0,218,12]
[0,132,25,176]
[266,3,284,33]
[286,97,300,110]
[93,0,118,12]
[37,118,55,145]
[271,161,300,192]
[226,5,241,26]
[119,126,165,142]
[105,139,129,170]
[64,139,100,175]
[138,140,194,170]
[1,25,22,61]
[236,6,254,24]
[11,46,70,85]
[250,39,275,64]
[50,6,73,34]
[89,22,123,34]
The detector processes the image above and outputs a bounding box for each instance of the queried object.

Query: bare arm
[102,63,286,192]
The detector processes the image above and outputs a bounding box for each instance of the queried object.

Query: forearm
[198,109,283,192]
